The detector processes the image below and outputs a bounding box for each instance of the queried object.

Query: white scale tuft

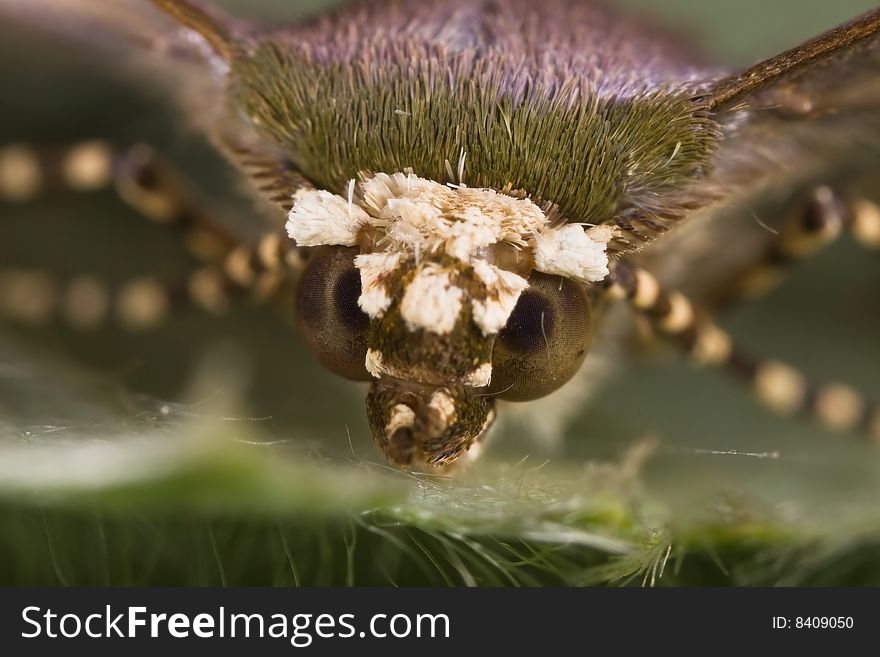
[358,173,549,261]
[428,389,456,432]
[400,263,463,334]
[355,252,403,317]
[287,171,614,337]
[532,224,616,283]
[286,188,369,246]
[384,403,416,438]
[470,260,531,335]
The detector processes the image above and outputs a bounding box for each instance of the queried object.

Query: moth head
[290,173,610,470]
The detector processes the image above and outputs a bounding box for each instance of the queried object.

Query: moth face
[290,173,608,470]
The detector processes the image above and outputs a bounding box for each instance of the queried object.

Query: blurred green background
[0,0,879,586]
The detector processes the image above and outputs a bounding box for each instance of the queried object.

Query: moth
[1,0,879,471]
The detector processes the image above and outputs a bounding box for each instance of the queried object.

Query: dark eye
[295,246,371,381]
[488,272,592,401]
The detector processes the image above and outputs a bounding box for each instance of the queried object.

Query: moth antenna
[604,263,880,443]
[149,0,238,61]
[718,186,880,304]
[0,141,308,297]
[0,141,259,265]
[221,232,305,293]
[0,269,216,331]
[0,254,304,331]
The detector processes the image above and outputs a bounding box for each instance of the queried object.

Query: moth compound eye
[295,246,371,381]
[488,272,591,401]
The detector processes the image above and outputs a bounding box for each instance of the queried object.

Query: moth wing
[0,1,254,148]
[0,0,308,213]
[702,8,880,219]
[708,8,880,114]
[641,9,880,297]
[0,0,236,77]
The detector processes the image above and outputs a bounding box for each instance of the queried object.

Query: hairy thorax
[229,32,721,248]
